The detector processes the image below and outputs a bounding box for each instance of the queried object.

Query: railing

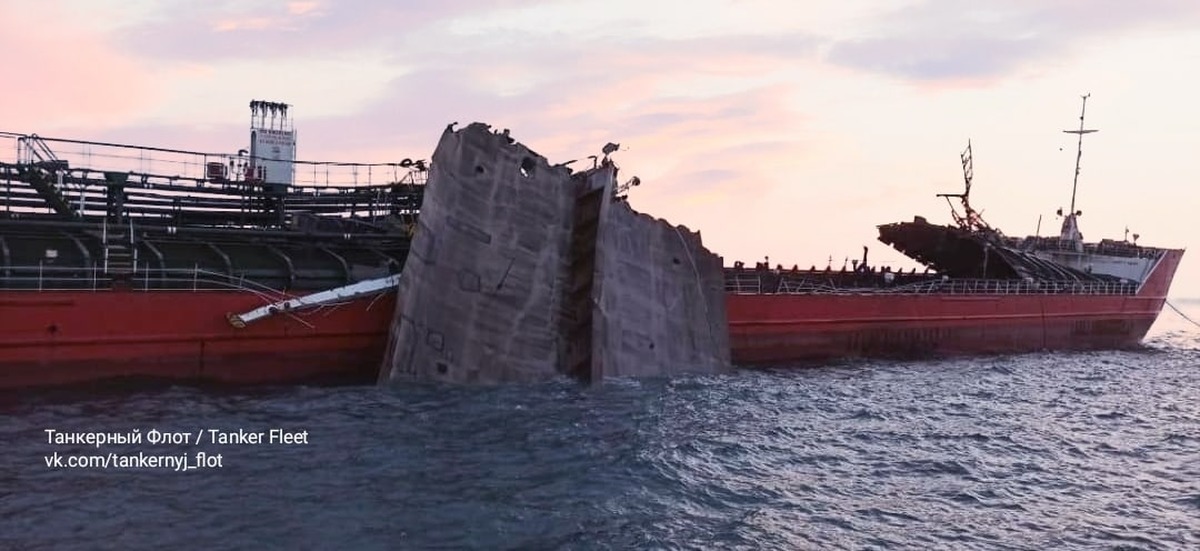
[2,131,427,222]
[30,139,56,165]
[3,163,425,227]
[726,272,1138,296]
[0,264,314,298]
[724,272,762,294]
[1012,235,1165,260]
[1,133,427,189]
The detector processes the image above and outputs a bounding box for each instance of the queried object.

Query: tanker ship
[0,101,424,389]
[4,97,1183,388]
[726,95,1185,363]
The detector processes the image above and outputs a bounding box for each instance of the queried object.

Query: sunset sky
[2,0,1197,298]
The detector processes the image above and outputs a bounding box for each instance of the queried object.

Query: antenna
[1063,93,1097,218]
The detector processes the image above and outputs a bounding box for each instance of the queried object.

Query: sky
[2,0,1197,298]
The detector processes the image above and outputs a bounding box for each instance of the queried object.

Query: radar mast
[1058,93,1097,248]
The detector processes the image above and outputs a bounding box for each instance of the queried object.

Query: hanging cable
[1165,300,1200,329]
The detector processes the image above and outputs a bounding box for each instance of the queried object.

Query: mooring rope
[1166,300,1200,329]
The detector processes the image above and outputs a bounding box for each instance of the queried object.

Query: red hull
[0,290,396,389]
[727,249,1185,364]
[0,249,1182,386]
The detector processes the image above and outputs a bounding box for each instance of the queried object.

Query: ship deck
[0,133,424,228]
[723,267,1139,297]
[0,132,426,292]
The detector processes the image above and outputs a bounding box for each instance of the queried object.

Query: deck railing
[0,263,316,298]
[1,132,427,225]
[724,272,763,294]
[1012,235,1163,260]
[725,273,1137,296]
[1,132,427,190]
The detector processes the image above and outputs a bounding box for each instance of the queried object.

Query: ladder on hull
[101,219,136,276]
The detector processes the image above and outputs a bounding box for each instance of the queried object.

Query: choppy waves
[3,325,1198,550]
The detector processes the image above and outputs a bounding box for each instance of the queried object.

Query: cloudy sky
[3,0,1197,298]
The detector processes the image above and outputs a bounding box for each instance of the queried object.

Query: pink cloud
[825,0,1200,81]
[116,1,543,61]
[0,6,160,132]
[213,17,277,32]
[288,1,322,16]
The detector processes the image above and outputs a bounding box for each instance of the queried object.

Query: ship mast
[937,139,997,236]
[1059,93,1097,246]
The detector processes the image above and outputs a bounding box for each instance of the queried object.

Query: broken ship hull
[726,249,1183,364]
